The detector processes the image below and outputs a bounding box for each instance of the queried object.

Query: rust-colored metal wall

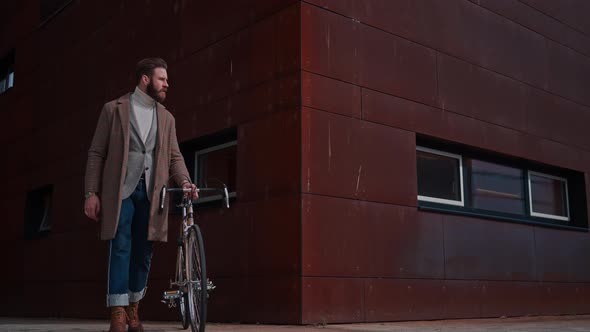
[300,0,590,324]
[2,0,590,325]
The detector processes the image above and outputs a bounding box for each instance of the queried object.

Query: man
[84,58,198,332]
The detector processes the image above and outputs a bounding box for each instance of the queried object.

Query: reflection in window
[467,159,524,215]
[417,147,463,206]
[529,171,569,221]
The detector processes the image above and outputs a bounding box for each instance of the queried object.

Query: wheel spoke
[186,225,207,332]
[176,246,189,329]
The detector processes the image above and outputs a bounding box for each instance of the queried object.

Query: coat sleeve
[84,105,111,193]
[168,116,191,186]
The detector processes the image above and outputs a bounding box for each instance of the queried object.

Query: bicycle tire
[186,224,207,332]
[177,245,190,329]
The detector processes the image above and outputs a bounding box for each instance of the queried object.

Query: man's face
[146,67,169,102]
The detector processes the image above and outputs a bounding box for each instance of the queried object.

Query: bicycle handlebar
[159,184,230,212]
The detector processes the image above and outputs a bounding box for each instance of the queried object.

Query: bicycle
[158,179,230,332]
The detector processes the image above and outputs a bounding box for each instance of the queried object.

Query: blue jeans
[107,178,153,307]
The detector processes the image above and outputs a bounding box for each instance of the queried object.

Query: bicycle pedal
[162,290,182,300]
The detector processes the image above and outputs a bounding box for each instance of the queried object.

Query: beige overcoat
[84,93,189,242]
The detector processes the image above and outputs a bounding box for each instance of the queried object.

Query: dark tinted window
[24,185,53,239]
[196,142,237,195]
[417,148,462,204]
[467,159,524,215]
[416,139,587,229]
[529,172,569,220]
[179,127,238,206]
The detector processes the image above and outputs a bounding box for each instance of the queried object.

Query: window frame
[416,146,465,207]
[527,170,570,222]
[194,140,237,204]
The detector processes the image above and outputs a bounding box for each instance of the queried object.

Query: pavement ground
[1,315,590,332]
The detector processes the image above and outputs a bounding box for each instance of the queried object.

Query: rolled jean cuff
[129,287,147,303]
[107,293,129,307]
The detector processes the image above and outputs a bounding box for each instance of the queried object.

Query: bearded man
[84,58,198,332]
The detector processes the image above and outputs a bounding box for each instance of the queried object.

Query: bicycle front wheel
[186,224,207,332]
[177,245,190,329]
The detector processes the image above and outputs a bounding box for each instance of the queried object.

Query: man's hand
[182,181,199,200]
[84,195,101,221]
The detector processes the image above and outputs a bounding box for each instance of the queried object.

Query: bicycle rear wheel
[186,224,207,332]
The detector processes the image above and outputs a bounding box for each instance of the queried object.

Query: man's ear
[141,74,150,86]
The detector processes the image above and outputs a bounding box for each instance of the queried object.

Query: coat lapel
[117,93,132,154]
[155,102,165,150]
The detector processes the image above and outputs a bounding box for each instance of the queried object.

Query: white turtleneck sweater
[130,86,155,142]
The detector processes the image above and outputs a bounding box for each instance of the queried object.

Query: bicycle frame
[173,195,194,289]
[161,192,195,305]
[162,188,215,298]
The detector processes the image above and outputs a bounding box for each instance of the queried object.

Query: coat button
[142,150,146,154]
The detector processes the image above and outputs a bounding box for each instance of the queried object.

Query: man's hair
[135,58,168,84]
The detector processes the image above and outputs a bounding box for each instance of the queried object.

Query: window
[417,147,464,206]
[528,171,569,221]
[195,141,237,203]
[180,127,237,206]
[416,140,587,229]
[466,159,525,215]
[24,185,53,239]
[0,50,15,94]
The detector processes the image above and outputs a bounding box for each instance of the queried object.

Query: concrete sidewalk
[1,315,590,332]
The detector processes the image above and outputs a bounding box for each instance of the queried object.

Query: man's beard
[147,79,166,103]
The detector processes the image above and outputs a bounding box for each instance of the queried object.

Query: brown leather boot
[108,306,127,332]
[126,301,144,332]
